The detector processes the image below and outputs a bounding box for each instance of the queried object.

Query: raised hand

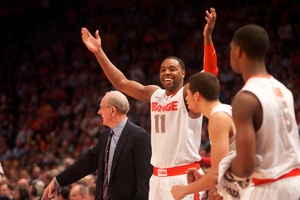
[81,28,102,53]
[203,7,217,45]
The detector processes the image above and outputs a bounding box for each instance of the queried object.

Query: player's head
[185,72,220,112]
[160,56,186,93]
[230,24,269,72]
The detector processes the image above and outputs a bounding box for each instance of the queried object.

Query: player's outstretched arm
[203,8,218,76]
[81,28,158,102]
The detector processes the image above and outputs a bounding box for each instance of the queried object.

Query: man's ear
[182,70,186,78]
[195,91,201,101]
[237,46,243,58]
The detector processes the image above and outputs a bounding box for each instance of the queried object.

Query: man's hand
[81,27,102,53]
[204,7,217,37]
[41,179,59,200]
[203,7,217,46]
[187,167,202,184]
[171,184,187,200]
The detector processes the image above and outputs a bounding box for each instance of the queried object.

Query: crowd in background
[0,0,300,199]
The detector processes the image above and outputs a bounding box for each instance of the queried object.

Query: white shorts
[149,168,205,200]
[241,176,300,200]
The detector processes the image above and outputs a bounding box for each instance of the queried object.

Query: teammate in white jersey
[171,72,235,200]
[81,8,218,200]
[224,24,300,199]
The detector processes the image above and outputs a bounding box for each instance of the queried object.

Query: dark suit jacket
[56,119,152,200]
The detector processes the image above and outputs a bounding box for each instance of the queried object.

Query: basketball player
[223,24,300,199]
[81,8,218,200]
[171,72,235,199]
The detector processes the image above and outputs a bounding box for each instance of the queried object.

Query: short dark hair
[187,72,220,101]
[165,56,185,70]
[232,24,269,60]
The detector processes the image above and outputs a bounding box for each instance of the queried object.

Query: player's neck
[202,101,221,119]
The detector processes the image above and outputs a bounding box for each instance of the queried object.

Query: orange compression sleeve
[203,44,218,76]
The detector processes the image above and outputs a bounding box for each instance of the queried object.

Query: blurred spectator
[0,139,12,162]
[69,184,87,200]
[13,185,29,200]
[31,166,42,181]
[55,185,71,200]
[86,184,96,200]
[84,174,96,187]
[28,179,45,200]
[0,182,13,200]
[16,178,29,191]
[12,139,26,159]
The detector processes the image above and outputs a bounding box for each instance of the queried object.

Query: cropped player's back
[240,75,300,199]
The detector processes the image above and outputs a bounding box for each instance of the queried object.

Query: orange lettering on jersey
[273,87,283,97]
[151,101,178,112]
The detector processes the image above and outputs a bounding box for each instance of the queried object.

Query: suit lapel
[99,129,110,174]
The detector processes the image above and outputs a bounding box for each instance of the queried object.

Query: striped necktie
[102,129,114,200]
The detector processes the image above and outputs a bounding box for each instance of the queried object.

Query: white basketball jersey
[150,87,203,168]
[240,76,300,179]
[211,104,236,151]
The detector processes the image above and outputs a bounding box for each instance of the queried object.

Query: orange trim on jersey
[170,91,178,98]
[164,90,178,99]
[252,168,300,186]
[153,162,200,177]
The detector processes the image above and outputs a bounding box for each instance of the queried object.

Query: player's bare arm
[209,112,231,170]
[231,91,259,177]
[184,8,218,118]
[81,28,159,102]
[171,112,232,199]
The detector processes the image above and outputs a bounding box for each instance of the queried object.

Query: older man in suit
[42,90,152,200]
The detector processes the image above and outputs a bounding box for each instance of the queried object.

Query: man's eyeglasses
[99,106,113,110]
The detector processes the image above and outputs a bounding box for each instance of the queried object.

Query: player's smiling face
[160,58,185,92]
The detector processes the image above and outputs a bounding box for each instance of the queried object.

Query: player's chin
[187,105,194,112]
[163,83,175,90]
[161,83,169,88]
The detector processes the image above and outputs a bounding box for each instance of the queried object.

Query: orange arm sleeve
[203,44,218,76]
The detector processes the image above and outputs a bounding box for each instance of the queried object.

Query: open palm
[81,28,102,53]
